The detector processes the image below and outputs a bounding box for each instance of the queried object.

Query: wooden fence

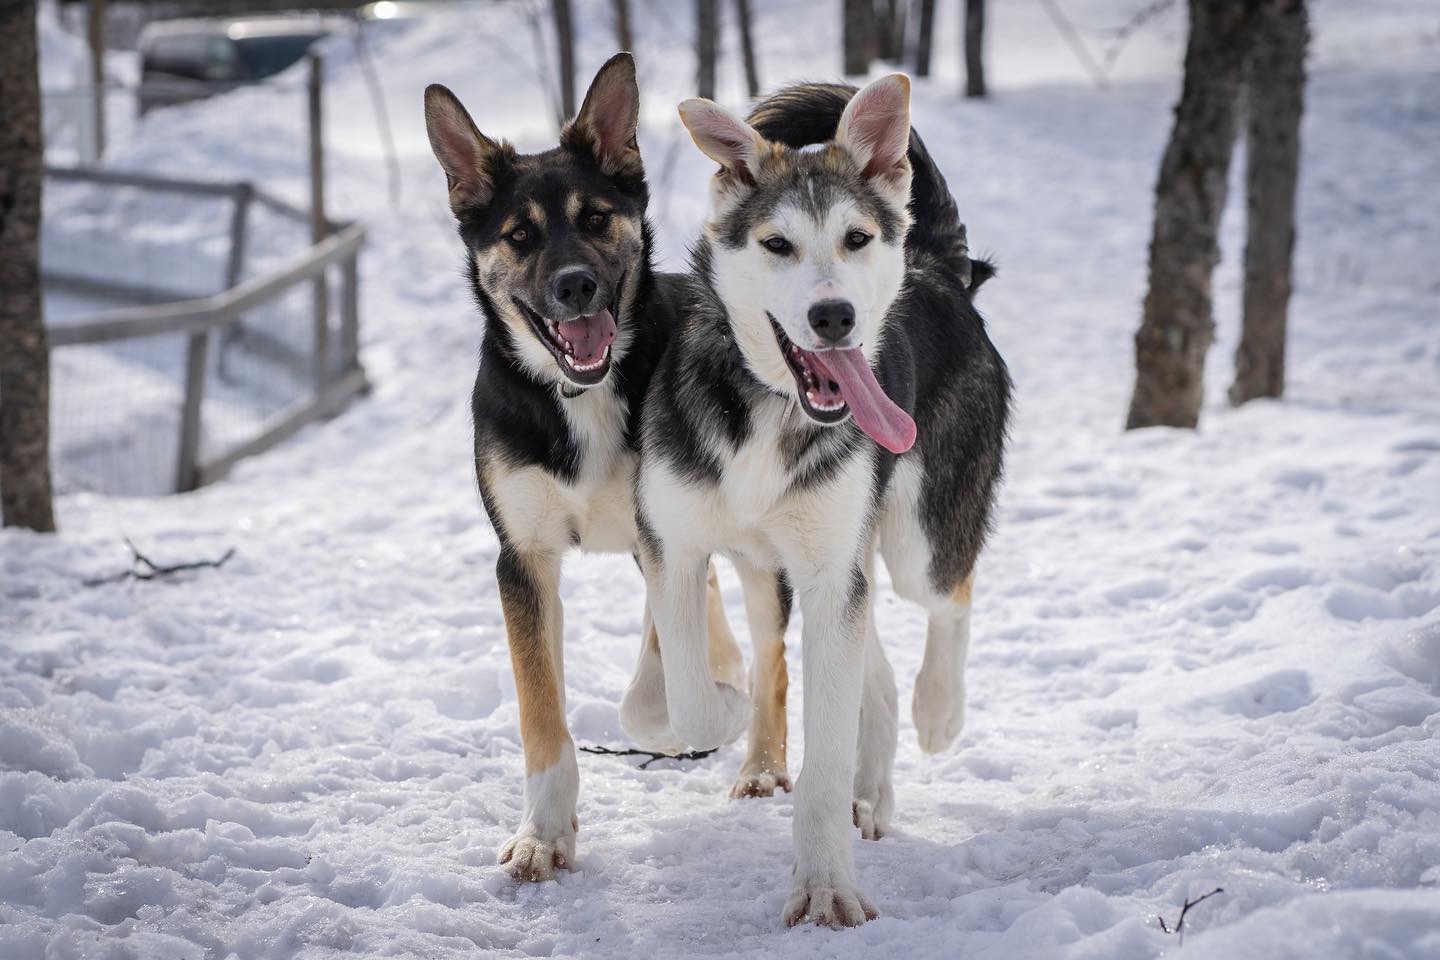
[44,164,368,492]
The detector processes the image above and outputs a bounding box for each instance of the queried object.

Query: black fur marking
[776,570,794,632]
[845,563,870,622]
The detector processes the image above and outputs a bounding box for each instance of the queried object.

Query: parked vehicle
[137,16,342,114]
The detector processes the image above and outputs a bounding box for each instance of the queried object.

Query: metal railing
[44,164,368,493]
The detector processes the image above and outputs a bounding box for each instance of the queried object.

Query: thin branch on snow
[1158,887,1225,944]
[84,539,237,586]
[579,744,718,770]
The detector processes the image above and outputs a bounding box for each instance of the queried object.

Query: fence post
[175,331,209,492]
[307,53,329,392]
[340,252,359,375]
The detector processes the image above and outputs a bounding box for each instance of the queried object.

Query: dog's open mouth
[515,297,617,386]
[772,318,851,425]
[769,315,917,454]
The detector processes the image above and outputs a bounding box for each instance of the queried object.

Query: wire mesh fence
[43,165,365,498]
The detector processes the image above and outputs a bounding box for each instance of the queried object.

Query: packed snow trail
[5,2,1439,957]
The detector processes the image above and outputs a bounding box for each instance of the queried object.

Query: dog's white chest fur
[484,386,638,557]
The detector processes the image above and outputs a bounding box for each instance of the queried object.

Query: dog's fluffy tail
[746,82,989,292]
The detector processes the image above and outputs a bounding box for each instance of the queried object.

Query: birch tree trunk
[0,0,58,532]
[1126,0,1260,430]
[1230,0,1308,405]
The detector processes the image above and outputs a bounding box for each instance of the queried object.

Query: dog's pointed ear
[564,52,642,178]
[835,74,912,190]
[425,84,502,215]
[678,98,766,187]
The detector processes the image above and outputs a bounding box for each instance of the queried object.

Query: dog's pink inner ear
[679,101,761,184]
[573,54,641,175]
[838,76,911,183]
[424,86,496,209]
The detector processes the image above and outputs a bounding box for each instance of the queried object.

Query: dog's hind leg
[911,573,973,754]
[621,563,743,752]
[496,545,579,881]
[853,593,897,839]
[731,560,792,799]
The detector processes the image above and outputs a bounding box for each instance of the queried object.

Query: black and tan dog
[423,54,753,881]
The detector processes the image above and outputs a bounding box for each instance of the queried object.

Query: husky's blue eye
[845,230,872,251]
[762,236,793,255]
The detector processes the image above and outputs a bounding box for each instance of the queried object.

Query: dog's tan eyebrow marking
[498,216,523,237]
[565,192,583,221]
[526,200,545,226]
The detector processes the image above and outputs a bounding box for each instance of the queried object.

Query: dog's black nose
[551,268,599,313]
[807,299,855,345]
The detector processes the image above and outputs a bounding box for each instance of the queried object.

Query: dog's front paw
[499,818,577,883]
[782,872,878,928]
[730,766,791,799]
[671,682,752,750]
[912,670,965,755]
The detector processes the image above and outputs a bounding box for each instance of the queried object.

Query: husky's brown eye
[762,235,793,255]
[508,227,529,245]
[585,211,610,231]
[845,230,872,251]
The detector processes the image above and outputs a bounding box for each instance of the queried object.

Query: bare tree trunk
[964,0,986,98]
[1230,0,1308,406]
[552,0,576,121]
[843,0,872,76]
[1127,0,1260,430]
[697,0,718,99]
[612,0,634,53]
[87,0,107,159]
[0,0,58,532]
[734,0,759,98]
[915,0,937,77]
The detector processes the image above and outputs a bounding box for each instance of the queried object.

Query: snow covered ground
[6,1,1440,957]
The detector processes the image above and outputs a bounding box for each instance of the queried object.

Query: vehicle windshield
[234,34,324,79]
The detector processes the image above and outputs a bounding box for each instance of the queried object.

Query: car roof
[140,15,345,44]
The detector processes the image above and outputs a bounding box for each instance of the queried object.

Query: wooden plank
[339,253,359,373]
[308,53,330,394]
[42,270,194,306]
[225,183,253,290]
[44,164,249,200]
[194,366,368,487]
[174,330,210,492]
[47,223,365,347]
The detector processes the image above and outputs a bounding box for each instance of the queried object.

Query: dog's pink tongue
[811,348,916,454]
[557,309,616,364]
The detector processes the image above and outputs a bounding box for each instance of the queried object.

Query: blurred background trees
[1128,0,1309,429]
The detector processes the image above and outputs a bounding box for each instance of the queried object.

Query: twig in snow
[1158,887,1224,945]
[84,539,236,586]
[579,743,718,770]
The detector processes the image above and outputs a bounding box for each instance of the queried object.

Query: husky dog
[423,54,751,883]
[634,76,1011,926]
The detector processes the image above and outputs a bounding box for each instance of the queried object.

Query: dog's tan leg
[730,559,792,799]
[913,571,974,754]
[496,546,579,881]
